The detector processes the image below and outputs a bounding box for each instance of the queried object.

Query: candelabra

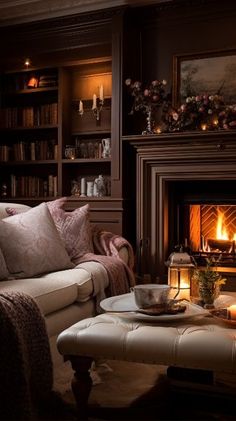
[92,85,104,121]
[92,95,104,121]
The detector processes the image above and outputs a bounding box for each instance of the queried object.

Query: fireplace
[168,180,236,269]
[125,131,236,289]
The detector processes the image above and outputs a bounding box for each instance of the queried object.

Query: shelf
[62,158,111,163]
[71,130,111,136]
[0,125,59,131]
[0,160,57,165]
[1,196,58,202]
[6,87,58,95]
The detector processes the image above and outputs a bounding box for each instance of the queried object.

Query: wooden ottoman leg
[68,355,93,420]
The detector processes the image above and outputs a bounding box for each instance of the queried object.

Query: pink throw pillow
[47,202,94,262]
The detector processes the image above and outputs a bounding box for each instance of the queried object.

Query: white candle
[92,94,97,110]
[79,100,83,114]
[99,85,104,101]
[227,304,236,320]
[81,178,86,196]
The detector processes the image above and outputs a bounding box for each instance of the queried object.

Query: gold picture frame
[173,49,236,107]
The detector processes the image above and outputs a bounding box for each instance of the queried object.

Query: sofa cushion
[47,201,94,262]
[0,275,79,315]
[42,267,94,303]
[0,203,74,278]
[0,249,9,280]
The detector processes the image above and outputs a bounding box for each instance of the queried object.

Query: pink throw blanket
[73,227,135,297]
[0,292,53,420]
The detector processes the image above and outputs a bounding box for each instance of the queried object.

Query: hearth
[168,180,236,269]
[124,131,236,289]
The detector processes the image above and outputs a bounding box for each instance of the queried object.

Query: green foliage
[192,258,226,288]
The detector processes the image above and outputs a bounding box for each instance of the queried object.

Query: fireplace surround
[123,131,236,288]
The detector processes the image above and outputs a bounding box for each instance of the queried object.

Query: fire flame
[216,211,229,240]
[216,210,236,241]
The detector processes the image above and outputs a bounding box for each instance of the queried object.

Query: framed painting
[173,49,236,107]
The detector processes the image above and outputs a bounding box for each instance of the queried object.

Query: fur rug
[52,360,236,421]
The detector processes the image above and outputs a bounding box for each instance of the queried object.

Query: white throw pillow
[0,202,74,278]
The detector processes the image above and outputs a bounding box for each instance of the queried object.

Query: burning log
[207,238,233,253]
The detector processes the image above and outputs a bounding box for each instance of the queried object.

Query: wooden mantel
[122,131,236,283]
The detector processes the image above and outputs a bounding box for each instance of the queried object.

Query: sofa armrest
[118,246,129,265]
[91,225,134,270]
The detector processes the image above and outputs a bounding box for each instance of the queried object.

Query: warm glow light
[216,211,229,240]
[155,127,162,134]
[227,304,236,320]
[168,267,191,301]
[234,234,236,241]
[24,58,31,68]
[201,123,207,131]
[178,280,190,300]
[213,119,219,126]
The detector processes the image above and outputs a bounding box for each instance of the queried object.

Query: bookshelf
[0,57,120,229]
[60,58,112,199]
[0,67,59,199]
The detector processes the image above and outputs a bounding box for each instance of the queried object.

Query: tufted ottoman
[57,311,236,418]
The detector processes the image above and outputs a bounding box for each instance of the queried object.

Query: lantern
[167,250,195,301]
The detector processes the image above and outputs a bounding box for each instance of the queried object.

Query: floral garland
[125,78,236,133]
[165,94,236,132]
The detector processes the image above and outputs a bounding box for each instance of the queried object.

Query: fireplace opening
[168,180,236,270]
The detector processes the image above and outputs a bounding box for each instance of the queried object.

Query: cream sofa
[0,201,132,376]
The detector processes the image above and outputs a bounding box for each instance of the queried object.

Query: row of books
[0,103,58,128]
[10,174,58,198]
[0,140,58,161]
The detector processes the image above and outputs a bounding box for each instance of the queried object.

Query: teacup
[131,284,170,309]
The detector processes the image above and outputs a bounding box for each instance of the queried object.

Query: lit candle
[79,100,83,115]
[155,127,161,134]
[99,85,104,101]
[227,304,236,320]
[201,123,207,131]
[177,281,190,301]
[92,94,97,110]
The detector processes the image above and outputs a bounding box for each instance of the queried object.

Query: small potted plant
[192,258,226,308]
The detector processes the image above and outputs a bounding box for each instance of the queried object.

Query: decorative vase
[142,109,154,135]
[198,282,220,308]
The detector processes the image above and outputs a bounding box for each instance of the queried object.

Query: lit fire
[216,210,236,241]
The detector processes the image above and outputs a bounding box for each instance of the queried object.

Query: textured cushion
[0,202,74,278]
[0,248,9,280]
[47,201,94,262]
